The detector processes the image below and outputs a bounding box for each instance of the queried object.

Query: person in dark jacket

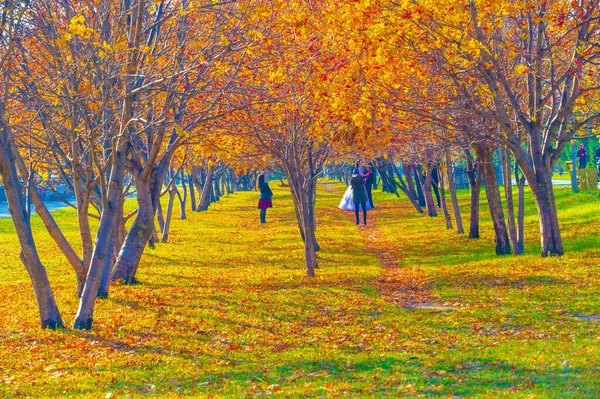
[577,144,588,169]
[257,174,273,224]
[351,174,368,225]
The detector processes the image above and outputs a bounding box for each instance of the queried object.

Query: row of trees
[1,0,599,329]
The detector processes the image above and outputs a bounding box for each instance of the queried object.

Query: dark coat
[351,175,367,204]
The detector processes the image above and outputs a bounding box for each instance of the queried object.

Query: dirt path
[321,182,450,310]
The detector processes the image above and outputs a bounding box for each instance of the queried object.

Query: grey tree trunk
[189,172,197,211]
[73,138,127,330]
[197,168,214,211]
[501,147,521,255]
[178,169,187,220]
[466,151,482,239]
[444,148,464,234]
[161,186,176,243]
[438,163,453,229]
[0,123,64,329]
[515,164,526,254]
[111,176,154,284]
[419,165,438,217]
[479,146,511,255]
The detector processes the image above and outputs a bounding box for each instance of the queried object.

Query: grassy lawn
[0,180,598,397]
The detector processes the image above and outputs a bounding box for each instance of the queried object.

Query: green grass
[0,180,598,398]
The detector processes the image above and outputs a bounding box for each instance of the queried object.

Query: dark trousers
[365,182,374,208]
[579,159,587,169]
[354,202,367,224]
[260,209,267,223]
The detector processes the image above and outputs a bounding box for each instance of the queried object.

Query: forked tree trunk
[413,165,426,207]
[478,146,511,255]
[14,153,86,295]
[444,148,464,234]
[0,126,64,329]
[73,138,127,330]
[419,164,437,217]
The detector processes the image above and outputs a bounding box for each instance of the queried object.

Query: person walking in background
[577,144,588,169]
[365,164,375,208]
[257,174,273,224]
[351,173,368,225]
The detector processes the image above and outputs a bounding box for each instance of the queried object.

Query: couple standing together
[339,161,375,225]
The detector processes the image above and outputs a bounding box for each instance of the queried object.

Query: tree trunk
[515,164,526,255]
[438,163,453,229]
[161,186,176,243]
[501,147,520,255]
[197,168,214,211]
[466,151,482,239]
[419,165,438,217]
[111,176,154,285]
[14,153,86,295]
[189,172,197,211]
[478,146,511,255]
[390,160,424,213]
[73,139,127,330]
[97,235,114,299]
[529,172,563,256]
[413,165,426,207]
[178,168,187,220]
[0,125,64,329]
[444,148,464,234]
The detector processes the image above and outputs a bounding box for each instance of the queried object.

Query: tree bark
[501,147,520,255]
[478,146,511,255]
[418,164,438,217]
[0,123,64,329]
[466,151,482,239]
[73,138,127,330]
[438,163,453,229]
[111,176,154,285]
[197,168,214,211]
[444,148,464,234]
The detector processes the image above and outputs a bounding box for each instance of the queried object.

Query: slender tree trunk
[197,168,214,211]
[161,187,176,243]
[501,147,520,254]
[178,169,187,220]
[419,165,437,217]
[390,160,424,213]
[466,151,482,239]
[189,172,197,211]
[444,148,464,234]
[515,164,526,254]
[529,171,563,256]
[438,163,453,229]
[14,153,86,294]
[0,125,64,329]
[478,146,511,255]
[413,165,426,207]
